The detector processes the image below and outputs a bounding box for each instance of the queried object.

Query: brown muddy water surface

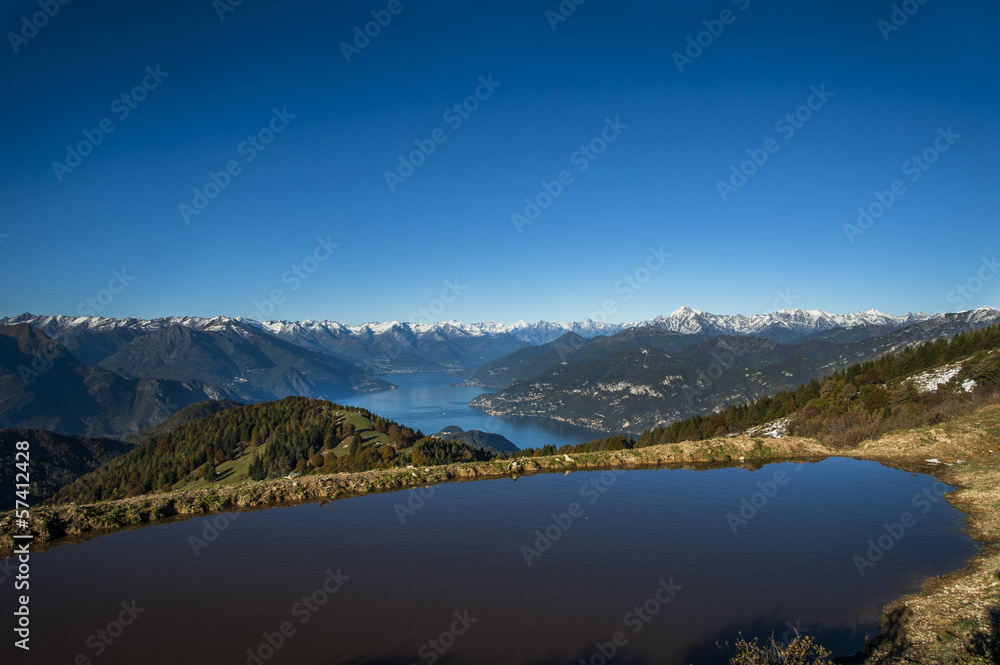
[0,458,976,665]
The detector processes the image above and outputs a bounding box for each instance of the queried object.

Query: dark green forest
[51,397,498,504]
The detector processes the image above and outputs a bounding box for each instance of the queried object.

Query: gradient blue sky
[2,0,998,324]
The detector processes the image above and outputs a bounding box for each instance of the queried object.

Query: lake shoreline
[2,407,998,664]
[0,433,831,556]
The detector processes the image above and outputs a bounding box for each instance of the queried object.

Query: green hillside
[49,396,501,504]
[469,313,1000,435]
[519,324,1000,456]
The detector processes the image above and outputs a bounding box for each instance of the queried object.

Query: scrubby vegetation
[787,328,999,449]
[727,633,833,665]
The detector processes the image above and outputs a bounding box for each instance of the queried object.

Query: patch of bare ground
[845,405,1000,664]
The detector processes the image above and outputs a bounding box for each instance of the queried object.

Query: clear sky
[2,0,998,325]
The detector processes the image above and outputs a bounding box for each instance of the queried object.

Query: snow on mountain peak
[4,305,986,350]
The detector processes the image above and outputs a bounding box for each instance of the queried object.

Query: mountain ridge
[7,306,989,348]
[468,309,1000,434]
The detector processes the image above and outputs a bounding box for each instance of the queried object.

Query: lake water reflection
[0,458,976,665]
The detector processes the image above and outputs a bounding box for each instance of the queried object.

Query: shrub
[970,353,1000,385]
[729,634,833,665]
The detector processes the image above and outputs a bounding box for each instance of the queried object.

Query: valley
[4,307,996,441]
[7,6,997,664]
[2,310,999,664]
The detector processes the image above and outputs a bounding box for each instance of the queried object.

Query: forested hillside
[0,429,133,504]
[518,324,1000,456]
[50,396,500,504]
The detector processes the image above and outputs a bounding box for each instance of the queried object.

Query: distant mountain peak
[8,307,993,351]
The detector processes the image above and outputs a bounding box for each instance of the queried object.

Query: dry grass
[847,405,1000,664]
[792,389,1000,451]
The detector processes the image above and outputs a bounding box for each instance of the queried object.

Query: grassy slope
[168,408,393,492]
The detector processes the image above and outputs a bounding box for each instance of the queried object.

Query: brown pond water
[0,458,976,664]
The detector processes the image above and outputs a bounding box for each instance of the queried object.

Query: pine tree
[348,433,362,456]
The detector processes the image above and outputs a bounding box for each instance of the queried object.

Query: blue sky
[2,0,998,325]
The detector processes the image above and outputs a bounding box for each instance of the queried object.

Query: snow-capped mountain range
[5,306,998,347]
[2,306,997,439]
[640,306,933,338]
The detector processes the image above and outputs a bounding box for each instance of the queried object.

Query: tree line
[50,396,506,503]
